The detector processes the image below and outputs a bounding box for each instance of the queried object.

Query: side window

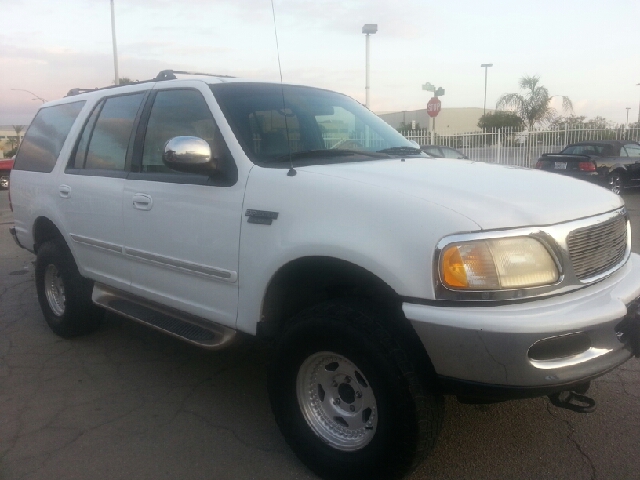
[624,144,640,157]
[70,101,103,169]
[75,93,145,171]
[14,101,85,173]
[141,89,224,173]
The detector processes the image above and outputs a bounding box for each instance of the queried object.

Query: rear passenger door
[59,91,147,289]
[122,85,243,328]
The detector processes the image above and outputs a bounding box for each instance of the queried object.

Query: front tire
[607,172,623,195]
[35,240,103,337]
[268,300,443,480]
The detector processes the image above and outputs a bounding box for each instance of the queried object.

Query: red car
[0,157,14,189]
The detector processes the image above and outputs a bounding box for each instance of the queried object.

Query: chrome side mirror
[162,136,217,173]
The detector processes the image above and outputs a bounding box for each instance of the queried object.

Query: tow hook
[548,382,596,413]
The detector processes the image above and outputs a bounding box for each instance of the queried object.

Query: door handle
[132,193,153,211]
[59,185,71,198]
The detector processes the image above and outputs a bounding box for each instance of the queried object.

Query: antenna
[269,0,296,176]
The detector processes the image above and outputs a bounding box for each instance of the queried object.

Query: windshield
[210,83,422,165]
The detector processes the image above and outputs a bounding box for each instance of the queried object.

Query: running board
[92,283,236,349]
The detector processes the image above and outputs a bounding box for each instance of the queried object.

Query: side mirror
[162,136,217,173]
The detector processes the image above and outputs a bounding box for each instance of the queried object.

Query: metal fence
[399,126,640,168]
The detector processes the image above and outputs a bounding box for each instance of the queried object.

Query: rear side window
[13,101,85,173]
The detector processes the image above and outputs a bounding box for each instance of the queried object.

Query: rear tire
[268,299,444,480]
[35,240,103,337]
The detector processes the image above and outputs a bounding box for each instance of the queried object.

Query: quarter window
[14,101,85,173]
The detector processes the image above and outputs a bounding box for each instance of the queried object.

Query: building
[377,107,493,134]
[0,125,27,157]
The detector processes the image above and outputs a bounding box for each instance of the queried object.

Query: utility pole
[111,0,119,86]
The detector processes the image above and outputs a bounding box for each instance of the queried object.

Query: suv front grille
[567,214,627,280]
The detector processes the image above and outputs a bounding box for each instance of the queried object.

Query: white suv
[9,70,640,480]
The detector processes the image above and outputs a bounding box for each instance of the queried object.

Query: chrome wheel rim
[609,175,622,195]
[0,177,8,188]
[44,264,65,316]
[296,351,378,451]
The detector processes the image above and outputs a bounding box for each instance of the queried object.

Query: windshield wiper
[376,146,423,155]
[275,149,386,162]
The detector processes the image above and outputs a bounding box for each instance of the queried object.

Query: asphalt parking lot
[1,187,640,480]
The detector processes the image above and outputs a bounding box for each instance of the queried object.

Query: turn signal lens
[440,237,559,290]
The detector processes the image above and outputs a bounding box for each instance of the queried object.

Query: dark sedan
[0,157,14,189]
[535,140,640,194]
[420,145,469,159]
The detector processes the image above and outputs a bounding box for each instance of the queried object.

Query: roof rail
[154,70,235,81]
[65,69,235,97]
[66,88,97,97]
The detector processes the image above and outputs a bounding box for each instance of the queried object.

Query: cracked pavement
[2,189,640,480]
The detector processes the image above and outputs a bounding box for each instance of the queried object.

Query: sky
[1,0,639,126]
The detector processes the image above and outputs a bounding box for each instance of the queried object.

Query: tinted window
[141,89,223,173]
[70,102,103,169]
[624,144,640,157]
[442,147,464,159]
[561,144,609,156]
[14,101,85,172]
[82,93,145,170]
[422,146,442,157]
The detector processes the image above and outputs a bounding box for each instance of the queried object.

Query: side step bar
[92,283,236,350]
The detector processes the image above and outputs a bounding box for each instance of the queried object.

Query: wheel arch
[260,256,400,337]
[32,216,66,253]
[258,256,438,381]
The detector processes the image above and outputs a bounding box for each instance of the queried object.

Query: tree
[397,122,421,132]
[497,76,573,130]
[477,111,524,131]
[12,125,24,147]
[116,77,138,85]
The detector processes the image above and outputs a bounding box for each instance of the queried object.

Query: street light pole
[480,64,493,117]
[11,89,47,103]
[111,0,119,86]
[362,24,378,109]
[637,83,640,124]
[627,108,631,126]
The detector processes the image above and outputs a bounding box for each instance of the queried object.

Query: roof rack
[65,69,235,97]
[154,70,235,81]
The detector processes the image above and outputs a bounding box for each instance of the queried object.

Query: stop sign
[427,97,441,118]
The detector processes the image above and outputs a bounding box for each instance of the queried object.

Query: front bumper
[404,253,640,394]
[9,226,24,250]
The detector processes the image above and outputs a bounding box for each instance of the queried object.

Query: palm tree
[12,125,24,148]
[497,76,573,130]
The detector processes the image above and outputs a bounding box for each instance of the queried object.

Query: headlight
[440,237,559,290]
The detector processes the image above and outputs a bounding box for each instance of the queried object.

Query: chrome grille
[567,214,627,280]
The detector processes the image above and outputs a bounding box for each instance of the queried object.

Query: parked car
[535,140,640,194]
[0,157,14,189]
[8,70,640,480]
[420,144,468,159]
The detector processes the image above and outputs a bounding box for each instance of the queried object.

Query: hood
[298,158,623,230]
